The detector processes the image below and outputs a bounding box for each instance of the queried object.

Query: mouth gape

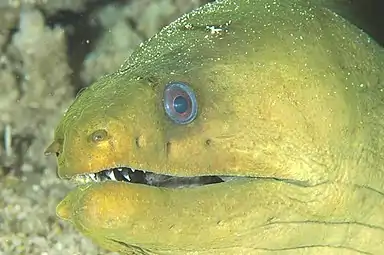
[71,167,245,188]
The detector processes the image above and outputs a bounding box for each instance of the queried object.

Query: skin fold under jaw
[45,0,384,254]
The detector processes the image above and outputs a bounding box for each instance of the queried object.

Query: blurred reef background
[0,0,383,254]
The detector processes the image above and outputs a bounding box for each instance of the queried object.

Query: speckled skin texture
[49,0,384,254]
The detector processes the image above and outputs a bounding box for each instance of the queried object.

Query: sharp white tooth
[105,170,116,181]
[118,168,122,172]
[131,168,135,172]
[89,173,96,181]
[122,172,131,181]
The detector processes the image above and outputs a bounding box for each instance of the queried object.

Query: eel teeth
[72,167,234,188]
[121,170,131,181]
[78,167,148,184]
[105,170,117,181]
[90,173,98,182]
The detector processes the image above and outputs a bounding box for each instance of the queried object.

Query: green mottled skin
[48,0,384,254]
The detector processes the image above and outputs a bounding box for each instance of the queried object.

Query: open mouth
[70,167,246,188]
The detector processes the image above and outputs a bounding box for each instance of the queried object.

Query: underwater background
[0,0,382,254]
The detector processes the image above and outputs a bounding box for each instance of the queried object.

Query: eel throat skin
[47,0,384,254]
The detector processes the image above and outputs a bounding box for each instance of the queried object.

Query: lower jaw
[57,166,256,225]
[56,177,256,224]
[56,177,383,254]
[57,169,309,224]
[56,179,347,254]
[56,178,262,251]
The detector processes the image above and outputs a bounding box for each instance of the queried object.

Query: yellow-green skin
[47,0,384,254]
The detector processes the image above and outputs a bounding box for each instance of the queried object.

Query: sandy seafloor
[0,0,383,255]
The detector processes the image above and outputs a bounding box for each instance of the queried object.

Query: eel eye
[90,129,108,143]
[163,82,198,124]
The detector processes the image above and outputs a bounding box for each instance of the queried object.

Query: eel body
[46,0,384,254]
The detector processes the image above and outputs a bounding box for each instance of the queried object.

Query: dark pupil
[173,95,188,114]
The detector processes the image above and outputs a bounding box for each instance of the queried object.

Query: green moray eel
[46,0,384,254]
